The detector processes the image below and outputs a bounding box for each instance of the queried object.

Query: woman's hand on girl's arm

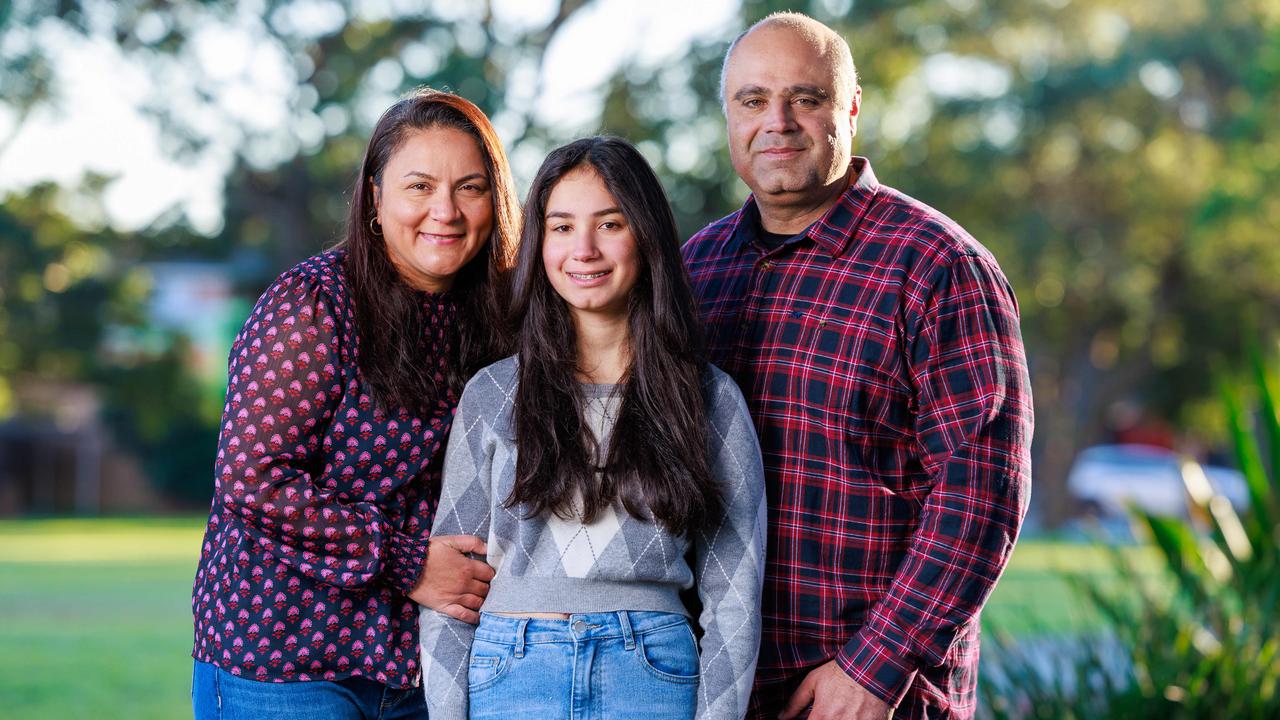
[410,534,494,623]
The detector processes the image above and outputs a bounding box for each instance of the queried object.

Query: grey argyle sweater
[420,356,766,720]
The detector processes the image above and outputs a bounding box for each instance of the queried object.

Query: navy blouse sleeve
[213,270,428,592]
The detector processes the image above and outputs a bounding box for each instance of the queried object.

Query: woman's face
[541,167,642,324]
[372,126,494,293]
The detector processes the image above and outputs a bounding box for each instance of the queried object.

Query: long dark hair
[507,136,719,536]
[342,88,519,414]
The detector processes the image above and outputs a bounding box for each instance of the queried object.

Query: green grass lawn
[0,516,1147,719]
[0,517,204,720]
[982,539,1160,637]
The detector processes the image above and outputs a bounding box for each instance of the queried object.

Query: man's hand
[779,661,892,720]
[408,535,494,624]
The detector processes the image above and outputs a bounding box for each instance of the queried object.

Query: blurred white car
[1066,444,1250,517]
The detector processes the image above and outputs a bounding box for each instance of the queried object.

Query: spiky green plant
[980,347,1280,719]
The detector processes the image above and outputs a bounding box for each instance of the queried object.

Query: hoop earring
[369,216,383,237]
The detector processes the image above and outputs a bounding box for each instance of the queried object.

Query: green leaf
[1250,343,1280,518]
[1221,379,1276,544]
[1140,512,1216,613]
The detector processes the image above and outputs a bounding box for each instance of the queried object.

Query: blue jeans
[191,659,429,720]
[468,610,699,720]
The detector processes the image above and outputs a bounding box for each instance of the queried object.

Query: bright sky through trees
[0,0,738,234]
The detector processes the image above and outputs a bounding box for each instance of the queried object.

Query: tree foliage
[1,0,1278,512]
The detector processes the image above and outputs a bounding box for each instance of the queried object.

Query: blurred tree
[0,182,217,504]
[1,0,603,504]
[2,0,594,271]
[0,183,135,400]
[821,0,1280,524]
[599,0,1280,524]
[2,0,1278,519]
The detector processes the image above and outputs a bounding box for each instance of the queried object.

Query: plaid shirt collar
[727,156,882,259]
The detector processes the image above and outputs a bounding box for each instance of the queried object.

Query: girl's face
[541,167,641,324]
[372,126,494,293]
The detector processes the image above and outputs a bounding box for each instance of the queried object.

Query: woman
[191,88,520,719]
[420,136,766,720]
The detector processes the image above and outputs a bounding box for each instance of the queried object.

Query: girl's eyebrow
[546,207,622,219]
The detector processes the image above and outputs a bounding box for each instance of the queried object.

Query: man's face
[723,26,859,207]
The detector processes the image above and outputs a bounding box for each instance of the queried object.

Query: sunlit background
[2,0,1278,717]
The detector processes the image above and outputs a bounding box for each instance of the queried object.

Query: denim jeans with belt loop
[468,610,700,720]
[191,659,429,719]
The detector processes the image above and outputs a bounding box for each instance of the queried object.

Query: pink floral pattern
[192,250,456,687]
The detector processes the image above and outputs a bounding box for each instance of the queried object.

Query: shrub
[980,348,1280,719]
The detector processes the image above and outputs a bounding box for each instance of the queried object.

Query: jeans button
[572,619,587,634]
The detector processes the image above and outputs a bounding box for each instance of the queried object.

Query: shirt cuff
[836,628,918,708]
[383,530,429,595]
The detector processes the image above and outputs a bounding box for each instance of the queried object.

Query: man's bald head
[719,12,859,113]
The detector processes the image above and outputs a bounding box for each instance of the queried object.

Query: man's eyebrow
[784,84,831,100]
[732,84,832,102]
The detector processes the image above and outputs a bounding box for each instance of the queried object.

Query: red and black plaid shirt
[683,158,1032,719]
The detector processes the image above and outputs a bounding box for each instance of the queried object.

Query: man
[682,12,1033,720]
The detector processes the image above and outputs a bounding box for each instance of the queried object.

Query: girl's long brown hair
[506,136,720,536]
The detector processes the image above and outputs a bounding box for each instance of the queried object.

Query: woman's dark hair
[342,88,519,414]
[507,136,719,536]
